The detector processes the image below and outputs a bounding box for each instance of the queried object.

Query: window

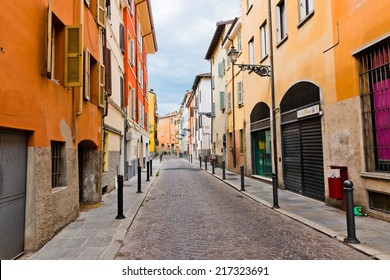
[137,20,143,51]
[299,0,314,22]
[358,41,390,172]
[138,62,144,89]
[47,6,66,82]
[65,25,83,87]
[237,31,242,53]
[220,92,226,110]
[130,39,135,66]
[104,48,112,96]
[120,23,125,54]
[240,129,244,153]
[51,141,66,188]
[237,81,243,106]
[96,0,105,27]
[218,60,225,78]
[128,0,134,16]
[249,38,255,65]
[227,92,232,112]
[120,76,124,109]
[276,0,288,43]
[131,87,136,119]
[260,21,268,59]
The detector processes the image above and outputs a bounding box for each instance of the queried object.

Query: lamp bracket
[235,63,271,77]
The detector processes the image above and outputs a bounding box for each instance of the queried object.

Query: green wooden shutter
[65,25,82,87]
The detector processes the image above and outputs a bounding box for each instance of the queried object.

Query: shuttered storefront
[281,82,325,201]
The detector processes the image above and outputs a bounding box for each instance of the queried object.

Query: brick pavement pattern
[115,156,371,260]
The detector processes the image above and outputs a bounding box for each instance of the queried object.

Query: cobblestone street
[115,156,371,260]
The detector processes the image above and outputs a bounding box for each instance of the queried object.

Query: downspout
[76,0,84,116]
[268,0,280,208]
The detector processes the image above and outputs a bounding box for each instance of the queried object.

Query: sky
[148,0,241,116]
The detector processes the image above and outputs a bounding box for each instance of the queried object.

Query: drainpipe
[268,0,280,208]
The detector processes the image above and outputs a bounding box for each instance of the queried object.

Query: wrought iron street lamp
[227,43,279,209]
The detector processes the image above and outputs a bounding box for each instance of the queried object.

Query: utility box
[328,166,348,200]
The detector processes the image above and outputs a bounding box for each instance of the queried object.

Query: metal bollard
[212,159,215,174]
[343,180,360,244]
[200,157,202,169]
[137,161,142,193]
[222,160,226,180]
[205,158,208,171]
[272,173,280,209]
[116,175,125,219]
[150,160,153,177]
[146,161,150,182]
[191,155,193,163]
[240,165,246,191]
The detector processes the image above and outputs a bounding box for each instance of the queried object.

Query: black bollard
[212,158,215,174]
[191,155,193,163]
[222,160,226,180]
[146,161,150,182]
[205,158,208,171]
[272,173,280,209]
[200,156,202,169]
[343,180,360,244]
[240,165,246,191]
[150,159,153,177]
[137,161,142,193]
[116,175,125,219]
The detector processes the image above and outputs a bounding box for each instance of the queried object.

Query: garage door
[0,130,27,259]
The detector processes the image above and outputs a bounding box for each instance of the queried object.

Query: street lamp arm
[235,63,271,77]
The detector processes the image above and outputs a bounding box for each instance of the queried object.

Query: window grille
[51,141,65,188]
[358,41,390,172]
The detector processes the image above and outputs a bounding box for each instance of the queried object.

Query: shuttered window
[97,0,105,27]
[65,25,82,87]
[237,81,243,106]
[299,0,314,22]
[119,23,125,54]
[276,0,288,43]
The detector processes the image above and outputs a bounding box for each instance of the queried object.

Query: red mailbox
[328,166,348,199]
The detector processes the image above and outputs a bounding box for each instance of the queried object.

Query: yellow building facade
[236,0,390,220]
[329,0,390,220]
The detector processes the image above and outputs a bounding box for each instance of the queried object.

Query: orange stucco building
[0,0,105,258]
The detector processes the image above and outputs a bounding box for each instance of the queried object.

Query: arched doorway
[280,82,324,201]
[78,140,100,204]
[250,102,272,178]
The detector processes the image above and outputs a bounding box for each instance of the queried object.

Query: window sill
[360,172,390,181]
[260,55,269,64]
[276,35,288,48]
[297,10,315,29]
[52,186,67,194]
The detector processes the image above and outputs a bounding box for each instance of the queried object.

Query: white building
[192,73,212,160]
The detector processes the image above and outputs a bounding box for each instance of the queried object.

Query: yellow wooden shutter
[97,0,105,27]
[84,48,90,100]
[46,0,52,78]
[99,64,105,108]
[65,25,82,87]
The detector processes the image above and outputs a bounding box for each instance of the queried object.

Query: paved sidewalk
[27,158,162,260]
[189,158,390,260]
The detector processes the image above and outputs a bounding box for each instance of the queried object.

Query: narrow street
[115,155,370,260]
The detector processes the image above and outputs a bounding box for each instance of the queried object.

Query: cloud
[148,0,240,115]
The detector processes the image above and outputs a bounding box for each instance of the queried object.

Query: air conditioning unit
[125,132,132,141]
